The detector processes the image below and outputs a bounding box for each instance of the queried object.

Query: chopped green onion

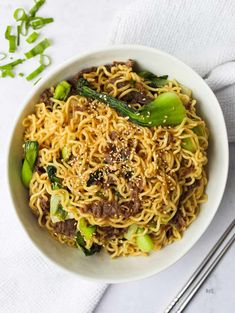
[136,228,154,253]
[5,26,16,53]
[26,64,45,81]
[79,218,96,241]
[30,17,54,30]
[26,31,39,43]
[8,35,17,53]
[54,80,71,100]
[0,58,25,70]
[24,38,50,59]
[5,25,12,39]
[1,69,14,78]
[26,54,51,81]
[13,8,27,21]
[124,224,138,240]
[40,54,51,66]
[19,73,24,77]
[19,20,29,36]
[29,0,46,17]
[0,53,7,61]
[17,25,21,46]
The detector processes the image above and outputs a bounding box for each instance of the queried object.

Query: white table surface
[0,1,234,313]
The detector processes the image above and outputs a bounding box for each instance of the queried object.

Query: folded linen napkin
[0,167,107,313]
[108,0,235,141]
[0,168,107,313]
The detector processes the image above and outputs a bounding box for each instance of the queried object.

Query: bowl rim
[7,44,229,283]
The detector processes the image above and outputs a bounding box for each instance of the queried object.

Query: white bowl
[8,45,229,283]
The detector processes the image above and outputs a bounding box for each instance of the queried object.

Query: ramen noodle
[22,60,208,257]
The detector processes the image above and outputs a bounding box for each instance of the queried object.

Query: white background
[0,1,234,312]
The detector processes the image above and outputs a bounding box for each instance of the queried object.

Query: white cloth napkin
[108,0,235,142]
[0,167,107,313]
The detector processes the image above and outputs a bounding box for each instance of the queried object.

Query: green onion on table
[24,38,50,58]
[26,31,39,44]
[0,0,54,80]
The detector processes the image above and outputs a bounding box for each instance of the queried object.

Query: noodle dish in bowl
[8,46,228,282]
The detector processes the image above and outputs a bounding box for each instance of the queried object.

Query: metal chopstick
[164,219,235,313]
[175,232,235,312]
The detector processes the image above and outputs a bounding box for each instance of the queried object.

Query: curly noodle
[22,61,208,257]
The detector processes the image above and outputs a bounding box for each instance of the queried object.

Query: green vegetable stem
[79,218,96,241]
[21,140,38,187]
[77,78,186,128]
[76,231,101,256]
[46,165,63,189]
[50,194,67,221]
[136,228,154,253]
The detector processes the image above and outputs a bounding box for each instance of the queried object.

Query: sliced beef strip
[68,66,98,95]
[53,219,77,237]
[82,187,141,219]
[37,195,50,226]
[167,132,174,145]
[98,226,127,240]
[109,76,129,89]
[109,131,118,141]
[35,159,45,175]
[121,91,152,105]
[77,66,98,79]
[171,211,187,229]
[39,88,54,107]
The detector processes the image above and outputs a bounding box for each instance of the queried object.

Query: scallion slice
[5,25,12,39]
[29,0,46,17]
[26,54,51,81]
[0,58,25,70]
[30,17,54,30]
[20,20,29,36]
[17,25,21,46]
[1,69,15,78]
[26,64,45,81]
[26,31,39,44]
[4,26,16,53]
[9,35,17,53]
[40,54,51,66]
[24,38,50,59]
[13,8,27,21]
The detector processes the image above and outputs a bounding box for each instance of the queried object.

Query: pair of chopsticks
[164,219,235,313]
